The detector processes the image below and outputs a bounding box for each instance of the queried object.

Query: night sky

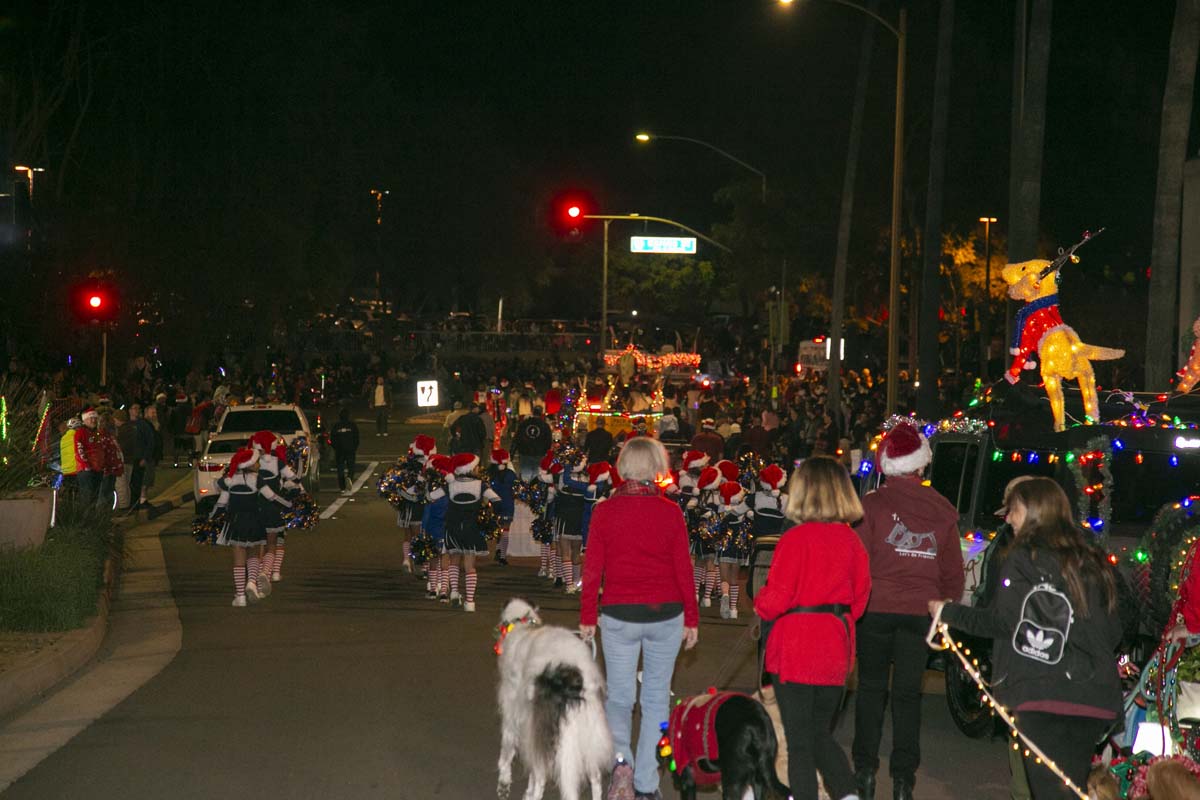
[8,1,1199,332]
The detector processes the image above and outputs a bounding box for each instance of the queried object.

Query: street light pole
[979,216,997,378]
[602,219,611,349]
[634,133,766,203]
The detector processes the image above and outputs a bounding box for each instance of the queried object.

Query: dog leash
[707,620,761,691]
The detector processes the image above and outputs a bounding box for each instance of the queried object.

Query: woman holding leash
[753,456,871,800]
[579,436,698,800]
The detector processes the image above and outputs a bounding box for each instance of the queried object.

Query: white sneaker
[272,571,282,582]
[701,596,711,608]
[232,594,247,607]
[464,601,476,612]
[257,576,272,597]
[402,560,413,573]
[537,568,547,578]
[565,583,580,595]
[246,580,261,600]
[720,595,730,619]
[729,608,738,619]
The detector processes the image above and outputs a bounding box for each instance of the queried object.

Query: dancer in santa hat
[443,452,500,612]
[535,452,561,579]
[692,465,724,607]
[715,481,754,620]
[212,447,291,606]
[488,449,516,566]
[575,461,613,592]
[398,434,437,573]
[676,450,709,506]
[555,453,590,594]
[749,464,789,537]
[421,455,454,601]
[249,431,300,594]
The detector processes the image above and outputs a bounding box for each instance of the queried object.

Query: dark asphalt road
[2,419,1012,799]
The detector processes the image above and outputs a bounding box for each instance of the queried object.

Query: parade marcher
[422,455,453,600]
[715,480,752,619]
[488,448,516,565]
[754,456,870,800]
[250,431,300,593]
[934,478,1121,800]
[443,452,500,612]
[852,422,964,800]
[212,447,291,606]
[580,460,613,588]
[693,465,723,607]
[556,453,589,594]
[330,407,360,492]
[534,452,561,578]
[749,464,789,537]
[690,418,724,465]
[397,434,437,572]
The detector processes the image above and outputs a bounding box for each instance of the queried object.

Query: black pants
[129,463,146,506]
[375,407,389,434]
[774,680,855,800]
[1017,712,1108,800]
[77,470,102,507]
[335,450,356,490]
[852,612,929,782]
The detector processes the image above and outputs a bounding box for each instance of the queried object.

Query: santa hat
[759,464,786,493]
[273,444,288,462]
[250,430,278,451]
[698,466,721,491]
[81,408,98,422]
[226,447,258,477]
[720,482,745,507]
[716,459,738,484]
[588,461,612,485]
[877,422,932,476]
[452,452,479,475]
[491,448,511,467]
[701,418,716,430]
[682,450,710,471]
[430,455,454,475]
[412,435,437,457]
[539,452,563,476]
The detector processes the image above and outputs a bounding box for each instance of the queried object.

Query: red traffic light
[548,190,596,240]
[566,205,581,219]
[71,281,118,324]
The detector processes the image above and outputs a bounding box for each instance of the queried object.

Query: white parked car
[193,404,321,512]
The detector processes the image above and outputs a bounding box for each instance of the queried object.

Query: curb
[0,474,191,720]
[0,554,118,720]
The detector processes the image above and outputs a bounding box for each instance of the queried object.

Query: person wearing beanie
[488,449,516,565]
[851,422,963,800]
[716,481,753,619]
[690,418,724,466]
[443,452,499,612]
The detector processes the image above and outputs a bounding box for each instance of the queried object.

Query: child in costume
[250,431,300,593]
[716,481,753,619]
[422,455,453,600]
[556,454,589,594]
[398,434,437,572]
[692,465,723,607]
[213,447,291,606]
[488,448,517,566]
[749,464,789,537]
[444,452,500,612]
[533,452,560,578]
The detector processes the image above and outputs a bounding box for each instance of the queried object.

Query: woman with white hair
[579,436,699,800]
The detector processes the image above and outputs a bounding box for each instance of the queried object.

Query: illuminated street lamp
[779,0,906,413]
[634,132,766,203]
[979,216,998,378]
[13,165,46,201]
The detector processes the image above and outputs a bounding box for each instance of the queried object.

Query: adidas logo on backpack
[1012,581,1073,664]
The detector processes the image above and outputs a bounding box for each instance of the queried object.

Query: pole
[100,329,108,388]
[885,7,907,416]
[497,297,504,333]
[981,219,992,378]
[602,219,611,350]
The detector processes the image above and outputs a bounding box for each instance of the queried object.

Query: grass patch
[0,502,125,632]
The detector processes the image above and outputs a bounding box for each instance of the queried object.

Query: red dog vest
[667,691,747,787]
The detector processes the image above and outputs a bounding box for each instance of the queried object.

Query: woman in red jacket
[754,456,871,800]
[579,436,699,800]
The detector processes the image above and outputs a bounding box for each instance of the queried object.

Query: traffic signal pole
[100,329,108,388]
[602,219,611,349]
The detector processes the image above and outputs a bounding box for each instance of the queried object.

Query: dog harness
[666,691,749,787]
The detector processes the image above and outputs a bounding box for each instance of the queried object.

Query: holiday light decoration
[880,413,989,438]
[1068,436,1113,537]
[602,344,701,371]
[1177,317,1200,394]
[31,400,51,454]
[1000,230,1123,432]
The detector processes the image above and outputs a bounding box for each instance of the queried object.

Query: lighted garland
[1105,752,1200,799]
[928,614,1089,800]
[515,479,556,544]
[880,412,990,439]
[601,345,702,371]
[1067,436,1113,538]
[1130,497,1200,636]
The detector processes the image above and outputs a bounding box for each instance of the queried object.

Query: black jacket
[514,416,552,457]
[941,546,1122,717]
[330,420,360,453]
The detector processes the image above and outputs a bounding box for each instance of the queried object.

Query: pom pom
[192,509,226,545]
[282,490,319,530]
[377,455,428,509]
[477,503,503,542]
[737,452,765,492]
[286,436,311,474]
[409,532,436,565]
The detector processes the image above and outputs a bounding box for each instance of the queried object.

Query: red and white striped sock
[539,543,549,571]
[562,560,573,586]
[551,549,561,580]
[248,555,260,582]
[729,583,739,612]
[449,567,460,597]
[274,543,285,575]
[465,571,477,604]
[233,567,246,597]
[402,540,412,562]
[262,550,275,579]
[439,564,450,596]
[703,568,717,600]
[693,564,704,595]
[499,533,509,557]
[572,563,581,586]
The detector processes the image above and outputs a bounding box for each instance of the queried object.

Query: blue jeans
[599,613,683,794]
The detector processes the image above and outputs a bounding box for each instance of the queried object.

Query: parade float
[563,344,703,438]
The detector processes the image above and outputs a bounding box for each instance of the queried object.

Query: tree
[1145,0,1200,390]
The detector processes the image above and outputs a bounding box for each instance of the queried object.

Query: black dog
[659,692,791,800]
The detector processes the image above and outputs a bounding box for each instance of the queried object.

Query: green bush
[0,502,125,632]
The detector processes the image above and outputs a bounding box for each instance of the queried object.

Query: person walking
[512,406,552,480]
[370,376,392,437]
[754,456,870,800]
[330,408,360,492]
[851,422,964,800]
[583,416,614,464]
[140,404,163,508]
[933,478,1121,800]
[689,418,724,465]
[579,436,699,800]
[451,403,487,457]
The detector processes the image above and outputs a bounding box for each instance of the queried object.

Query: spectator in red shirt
[76,408,107,506]
[579,436,698,800]
[754,456,870,800]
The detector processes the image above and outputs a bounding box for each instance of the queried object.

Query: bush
[0,502,125,632]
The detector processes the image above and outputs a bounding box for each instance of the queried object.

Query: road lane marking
[320,460,379,519]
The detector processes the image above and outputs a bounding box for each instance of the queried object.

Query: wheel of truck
[945,655,994,739]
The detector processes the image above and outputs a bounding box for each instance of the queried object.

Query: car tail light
[198,463,224,472]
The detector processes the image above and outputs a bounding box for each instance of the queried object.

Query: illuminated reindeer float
[1002,230,1124,432]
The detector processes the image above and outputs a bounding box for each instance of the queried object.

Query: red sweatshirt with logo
[855,476,964,616]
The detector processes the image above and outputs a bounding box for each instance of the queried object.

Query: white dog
[495,598,612,800]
